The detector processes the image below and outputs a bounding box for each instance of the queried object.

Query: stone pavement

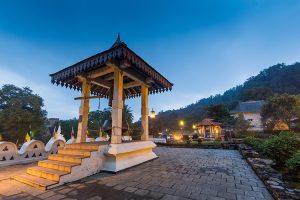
[0,147,273,200]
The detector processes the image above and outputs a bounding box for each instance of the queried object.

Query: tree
[0,84,47,142]
[233,114,251,137]
[204,104,235,126]
[261,94,300,130]
[123,105,134,131]
[88,108,112,138]
[240,87,273,101]
[60,105,134,139]
[60,118,78,140]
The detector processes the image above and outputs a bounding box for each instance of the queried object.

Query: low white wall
[150,138,167,144]
[0,137,66,167]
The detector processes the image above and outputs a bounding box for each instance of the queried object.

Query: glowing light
[179,120,184,126]
[150,108,156,119]
[174,134,182,141]
[192,125,196,129]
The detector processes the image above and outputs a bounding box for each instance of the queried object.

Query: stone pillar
[76,78,91,143]
[111,68,123,144]
[141,85,149,141]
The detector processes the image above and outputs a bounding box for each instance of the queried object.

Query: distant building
[46,118,59,129]
[195,118,222,139]
[231,100,265,132]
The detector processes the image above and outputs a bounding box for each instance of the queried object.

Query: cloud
[0,66,79,119]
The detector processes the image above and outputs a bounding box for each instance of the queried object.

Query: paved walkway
[0,147,273,200]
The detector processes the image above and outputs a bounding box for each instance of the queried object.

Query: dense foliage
[151,63,300,132]
[0,84,47,143]
[262,132,300,166]
[261,94,300,130]
[233,114,251,137]
[245,132,300,167]
[59,105,134,139]
[287,151,300,173]
[204,104,235,126]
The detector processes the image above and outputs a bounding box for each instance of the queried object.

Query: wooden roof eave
[50,44,173,88]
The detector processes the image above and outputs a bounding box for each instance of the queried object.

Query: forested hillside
[152,63,300,131]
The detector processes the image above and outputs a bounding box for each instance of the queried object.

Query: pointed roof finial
[110,33,125,49]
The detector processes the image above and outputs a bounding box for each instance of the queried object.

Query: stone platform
[0,147,273,200]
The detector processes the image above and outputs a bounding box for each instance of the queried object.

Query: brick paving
[0,147,273,200]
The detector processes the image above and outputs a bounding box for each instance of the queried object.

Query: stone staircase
[14,142,107,190]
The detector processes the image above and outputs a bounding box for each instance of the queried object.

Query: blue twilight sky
[0,0,300,121]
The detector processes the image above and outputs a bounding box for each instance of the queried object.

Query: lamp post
[150,108,155,138]
[192,124,197,134]
[150,108,156,119]
[179,120,184,134]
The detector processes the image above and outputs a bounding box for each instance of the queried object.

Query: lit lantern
[150,108,156,119]
[192,124,196,129]
[179,120,184,126]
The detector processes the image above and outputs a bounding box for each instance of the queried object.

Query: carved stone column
[141,85,149,141]
[76,78,91,143]
[111,68,123,144]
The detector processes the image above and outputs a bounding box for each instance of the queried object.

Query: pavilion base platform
[14,141,157,190]
[102,141,157,173]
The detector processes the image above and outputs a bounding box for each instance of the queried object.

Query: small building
[231,100,265,132]
[195,118,222,139]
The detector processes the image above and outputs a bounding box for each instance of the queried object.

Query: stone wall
[239,144,300,200]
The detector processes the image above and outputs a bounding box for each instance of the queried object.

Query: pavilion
[195,118,222,139]
[14,35,173,190]
[50,34,173,144]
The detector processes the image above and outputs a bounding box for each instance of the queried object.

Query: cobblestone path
[0,147,273,200]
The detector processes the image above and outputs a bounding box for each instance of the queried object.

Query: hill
[152,62,300,131]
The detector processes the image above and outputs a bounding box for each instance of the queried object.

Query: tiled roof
[195,118,222,126]
[49,35,173,99]
[231,100,265,113]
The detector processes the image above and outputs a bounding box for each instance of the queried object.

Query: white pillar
[111,68,123,144]
[76,78,91,143]
[141,85,149,140]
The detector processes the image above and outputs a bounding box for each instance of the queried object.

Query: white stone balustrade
[0,137,66,167]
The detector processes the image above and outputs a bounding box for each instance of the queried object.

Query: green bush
[263,132,300,166]
[287,151,300,173]
[244,136,265,153]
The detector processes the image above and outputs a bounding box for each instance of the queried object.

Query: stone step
[14,174,57,191]
[27,166,70,182]
[48,154,87,164]
[38,160,79,172]
[58,149,92,157]
[65,143,100,151]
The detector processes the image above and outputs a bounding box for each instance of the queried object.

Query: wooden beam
[87,65,114,79]
[103,75,114,81]
[74,96,102,100]
[124,81,140,89]
[107,61,151,87]
[91,78,112,89]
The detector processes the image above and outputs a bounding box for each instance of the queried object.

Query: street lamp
[149,108,156,138]
[179,120,184,127]
[179,120,185,135]
[150,108,156,119]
